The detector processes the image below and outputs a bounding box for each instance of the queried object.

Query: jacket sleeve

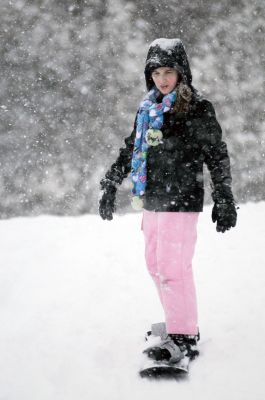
[201,100,235,204]
[103,112,138,186]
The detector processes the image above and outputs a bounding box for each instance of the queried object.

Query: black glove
[212,201,237,233]
[99,179,117,221]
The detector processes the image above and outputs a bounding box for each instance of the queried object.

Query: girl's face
[151,67,179,95]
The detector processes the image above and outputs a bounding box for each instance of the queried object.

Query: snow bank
[0,202,264,400]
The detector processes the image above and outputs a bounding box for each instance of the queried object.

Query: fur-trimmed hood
[144,38,193,91]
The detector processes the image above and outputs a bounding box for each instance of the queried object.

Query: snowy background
[0,0,264,217]
[0,203,265,399]
[0,1,265,399]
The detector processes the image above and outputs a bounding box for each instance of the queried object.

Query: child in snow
[99,38,237,365]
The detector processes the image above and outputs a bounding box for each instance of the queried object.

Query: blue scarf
[130,87,177,209]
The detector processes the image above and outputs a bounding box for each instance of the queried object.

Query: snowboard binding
[140,322,200,379]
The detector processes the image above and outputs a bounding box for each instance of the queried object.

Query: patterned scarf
[130,87,177,209]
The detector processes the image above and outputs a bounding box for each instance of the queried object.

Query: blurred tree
[0,0,264,217]
[192,0,265,202]
[0,0,144,217]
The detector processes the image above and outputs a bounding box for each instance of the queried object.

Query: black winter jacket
[103,38,234,212]
[104,92,234,212]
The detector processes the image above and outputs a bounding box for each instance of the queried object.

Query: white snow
[0,202,265,400]
[149,38,182,50]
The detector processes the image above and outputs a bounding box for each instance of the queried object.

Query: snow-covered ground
[0,202,264,400]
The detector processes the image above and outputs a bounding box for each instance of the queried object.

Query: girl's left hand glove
[212,201,237,233]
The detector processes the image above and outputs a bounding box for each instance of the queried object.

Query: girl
[99,38,237,365]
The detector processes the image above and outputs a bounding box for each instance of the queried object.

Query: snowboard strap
[143,338,184,364]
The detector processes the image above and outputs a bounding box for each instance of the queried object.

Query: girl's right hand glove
[212,201,237,233]
[99,179,117,221]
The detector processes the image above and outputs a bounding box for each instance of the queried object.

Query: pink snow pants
[141,210,199,335]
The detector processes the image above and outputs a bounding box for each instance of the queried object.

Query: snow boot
[168,333,200,361]
[145,322,167,341]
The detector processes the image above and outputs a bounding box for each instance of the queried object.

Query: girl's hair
[172,81,192,114]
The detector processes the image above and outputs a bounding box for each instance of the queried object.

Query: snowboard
[139,354,190,379]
